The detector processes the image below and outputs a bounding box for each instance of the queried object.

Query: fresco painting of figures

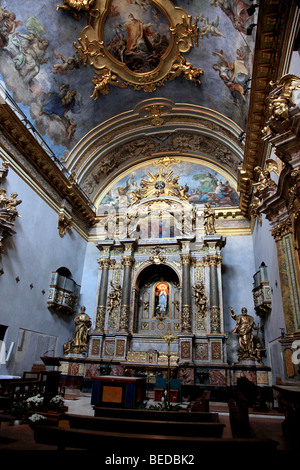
[104,0,170,73]
[99,161,239,209]
[0,0,256,157]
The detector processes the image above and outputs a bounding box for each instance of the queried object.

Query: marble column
[95,258,112,331]
[271,222,300,335]
[119,240,136,332]
[95,241,114,332]
[180,253,192,332]
[203,235,226,334]
[204,254,222,334]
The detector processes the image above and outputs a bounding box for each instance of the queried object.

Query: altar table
[91,376,146,408]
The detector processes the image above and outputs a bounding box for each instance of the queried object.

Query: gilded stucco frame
[68,0,201,97]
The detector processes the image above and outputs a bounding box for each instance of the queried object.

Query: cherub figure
[56,0,95,20]
[91,68,126,99]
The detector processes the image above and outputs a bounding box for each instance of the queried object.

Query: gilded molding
[138,103,173,126]
[180,253,192,266]
[181,304,192,331]
[289,169,300,215]
[64,0,203,97]
[262,74,300,139]
[0,105,96,229]
[95,305,106,331]
[238,0,297,216]
[0,160,8,180]
[148,247,167,265]
[119,305,130,330]
[98,258,115,269]
[56,0,96,20]
[203,254,222,267]
[210,306,221,333]
[58,212,73,238]
[122,255,135,268]
[271,218,293,241]
[0,184,22,255]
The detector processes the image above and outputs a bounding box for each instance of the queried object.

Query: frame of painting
[67,0,201,97]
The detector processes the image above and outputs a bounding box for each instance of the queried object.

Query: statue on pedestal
[63,306,92,355]
[203,202,216,235]
[0,190,22,222]
[229,306,262,362]
[73,306,92,353]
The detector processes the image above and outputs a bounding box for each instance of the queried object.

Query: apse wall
[0,167,87,376]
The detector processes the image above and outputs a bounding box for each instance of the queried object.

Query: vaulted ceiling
[0,0,298,227]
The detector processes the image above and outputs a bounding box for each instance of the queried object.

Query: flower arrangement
[50,395,64,409]
[28,413,47,424]
[26,394,44,408]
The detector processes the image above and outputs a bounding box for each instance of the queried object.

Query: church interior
[0,0,299,453]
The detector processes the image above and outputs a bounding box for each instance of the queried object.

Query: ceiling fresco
[0,0,257,162]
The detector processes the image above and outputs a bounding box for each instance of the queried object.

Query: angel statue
[56,0,95,20]
[252,166,276,194]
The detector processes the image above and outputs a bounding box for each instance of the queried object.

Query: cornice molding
[239,0,299,216]
[0,104,96,228]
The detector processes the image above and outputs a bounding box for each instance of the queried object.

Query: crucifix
[161,328,178,408]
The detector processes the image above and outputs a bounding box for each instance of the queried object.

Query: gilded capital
[98,258,115,270]
[122,255,135,268]
[203,254,222,267]
[271,219,293,241]
[180,253,192,266]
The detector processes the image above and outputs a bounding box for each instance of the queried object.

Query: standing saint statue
[229,306,259,361]
[203,202,216,235]
[72,306,92,354]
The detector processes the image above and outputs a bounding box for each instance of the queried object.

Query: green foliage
[6,400,27,419]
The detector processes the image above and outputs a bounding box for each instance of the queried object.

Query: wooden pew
[33,425,279,451]
[191,390,211,412]
[228,392,251,438]
[93,406,219,422]
[66,413,225,438]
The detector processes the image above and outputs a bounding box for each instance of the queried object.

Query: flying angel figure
[198,14,226,38]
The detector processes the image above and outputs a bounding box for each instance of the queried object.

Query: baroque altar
[61,165,271,389]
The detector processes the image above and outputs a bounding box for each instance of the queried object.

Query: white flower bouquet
[50,395,64,408]
[28,413,47,423]
[26,394,44,407]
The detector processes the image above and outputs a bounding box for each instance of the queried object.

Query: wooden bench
[191,390,211,412]
[33,425,279,451]
[65,413,225,438]
[228,393,251,438]
[0,379,41,401]
[93,406,219,422]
